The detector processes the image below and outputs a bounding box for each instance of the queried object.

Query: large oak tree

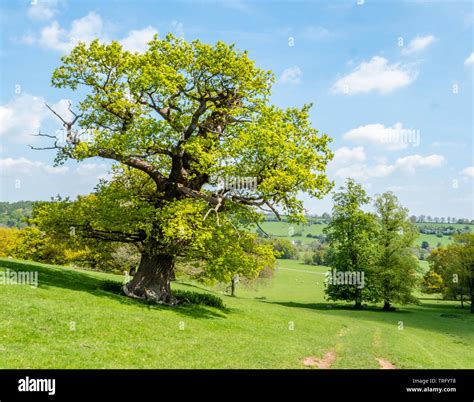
[35,35,333,304]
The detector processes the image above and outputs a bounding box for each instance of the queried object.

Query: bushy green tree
[324,179,379,308]
[421,270,445,294]
[372,192,419,310]
[426,234,474,312]
[312,244,329,266]
[269,238,298,259]
[35,35,333,304]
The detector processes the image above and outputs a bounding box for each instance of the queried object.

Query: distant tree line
[410,215,473,225]
[0,201,34,228]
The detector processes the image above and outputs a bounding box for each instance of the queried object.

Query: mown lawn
[0,257,472,369]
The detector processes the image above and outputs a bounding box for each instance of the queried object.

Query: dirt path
[376,357,396,369]
[303,351,337,369]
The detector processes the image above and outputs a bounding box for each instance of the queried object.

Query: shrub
[303,252,313,265]
[269,238,298,259]
[98,280,124,293]
[0,227,19,257]
[173,290,225,309]
[421,270,444,294]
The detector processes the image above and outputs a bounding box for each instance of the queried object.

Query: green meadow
[1,257,472,369]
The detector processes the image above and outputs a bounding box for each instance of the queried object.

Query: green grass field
[1,257,472,369]
[257,221,471,247]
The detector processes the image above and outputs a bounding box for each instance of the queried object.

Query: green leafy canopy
[36,34,334,282]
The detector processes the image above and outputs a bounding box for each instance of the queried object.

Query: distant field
[257,221,471,247]
[1,257,472,369]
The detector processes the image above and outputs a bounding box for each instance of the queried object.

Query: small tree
[312,244,329,266]
[372,192,419,310]
[324,179,378,309]
[427,234,474,312]
[421,270,445,294]
[269,238,298,259]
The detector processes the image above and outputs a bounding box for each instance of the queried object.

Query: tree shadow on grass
[264,300,474,336]
[0,259,228,320]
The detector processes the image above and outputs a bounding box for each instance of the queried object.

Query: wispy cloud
[402,35,436,55]
[460,166,474,177]
[464,52,474,67]
[27,0,61,21]
[331,56,417,95]
[0,94,71,143]
[121,26,158,53]
[279,66,302,85]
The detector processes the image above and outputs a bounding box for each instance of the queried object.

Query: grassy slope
[258,221,471,247]
[0,258,472,369]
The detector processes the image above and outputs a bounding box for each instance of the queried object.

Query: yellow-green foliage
[0,227,19,257]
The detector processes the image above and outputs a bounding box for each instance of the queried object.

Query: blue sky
[0,0,472,218]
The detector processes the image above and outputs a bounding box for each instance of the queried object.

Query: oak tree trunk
[354,289,362,309]
[382,300,391,311]
[123,251,177,305]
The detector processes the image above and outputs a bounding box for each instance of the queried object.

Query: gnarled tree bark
[123,251,177,305]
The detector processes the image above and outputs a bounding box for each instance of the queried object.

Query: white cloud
[279,66,302,85]
[120,26,158,53]
[0,94,70,144]
[371,164,397,177]
[343,122,420,150]
[23,12,159,54]
[170,21,184,38]
[69,11,105,43]
[0,158,112,201]
[460,166,474,177]
[27,0,60,21]
[330,148,444,181]
[402,35,436,55]
[31,12,106,52]
[331,56,417,95]
[0,157,68,175]
[395,154,445,173]
[332,146,366,165]
[330,146,393,181]
[464,52,474,66]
